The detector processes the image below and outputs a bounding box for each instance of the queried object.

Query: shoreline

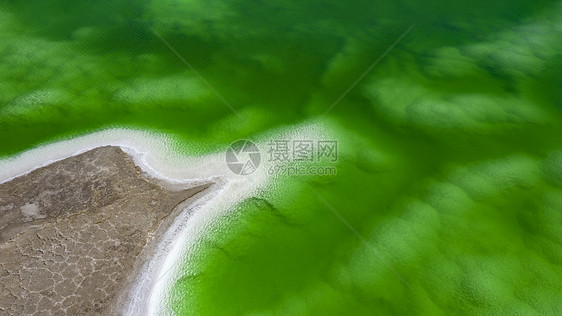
[0,123,330,314]
[118,178,220,316]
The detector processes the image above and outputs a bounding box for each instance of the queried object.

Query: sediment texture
[0,146,208,315]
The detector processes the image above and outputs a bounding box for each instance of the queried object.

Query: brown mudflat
[0,146,209,315]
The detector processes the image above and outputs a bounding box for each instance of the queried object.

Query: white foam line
[124,177,229,316]
[0,122,334,315]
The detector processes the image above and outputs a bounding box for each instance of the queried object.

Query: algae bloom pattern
[1,0,562,315]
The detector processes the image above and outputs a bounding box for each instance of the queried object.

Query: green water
[1,0,562,314]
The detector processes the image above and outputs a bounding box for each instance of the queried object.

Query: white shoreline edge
[0,123,331,315]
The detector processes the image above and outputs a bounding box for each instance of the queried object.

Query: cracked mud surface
[0,146,209,315]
